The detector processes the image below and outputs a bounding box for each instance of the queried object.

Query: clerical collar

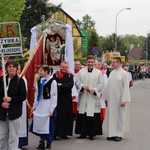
[88,68,93,72]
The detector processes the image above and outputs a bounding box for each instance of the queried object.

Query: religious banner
[45,33,65,65]
[110,56,125,62]
[21,35,44,118]
[21,18,75,117]
[103,50,125,62]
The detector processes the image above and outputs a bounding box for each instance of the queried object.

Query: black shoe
[45,141,51,150]
[107,137,116,141]
[89,136,94,140]
[113,137,122,142]
[36,140,45,149]
[78,135,86,139]
[61,135,69,140]
[53,136,57,140]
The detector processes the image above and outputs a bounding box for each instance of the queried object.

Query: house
[47,2,82,47]
[128,46,144,60]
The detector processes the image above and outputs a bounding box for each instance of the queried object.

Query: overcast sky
[49,0,150,37]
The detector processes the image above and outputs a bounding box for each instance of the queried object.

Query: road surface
[25,79,150,150]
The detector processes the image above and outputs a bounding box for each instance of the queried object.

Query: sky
[49,0,150,37]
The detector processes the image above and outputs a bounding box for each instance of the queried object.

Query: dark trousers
[75,113,103,137]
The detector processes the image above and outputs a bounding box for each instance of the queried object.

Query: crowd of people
[127,62,150,80]
[1,56,148,150]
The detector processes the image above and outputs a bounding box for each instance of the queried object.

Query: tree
[146,34,150,60]
[76,14,96,32]
[117,36,128,57]
[20,0,61,48]
[76,15,97,56]
[99,36,106,52]
[101,34,115,51]
[100,33,129,59]
[123,34,145,50]
[0,0,25,22]
[76,19,83,29]
[82,15,95,31]
[87,29,100,55]
[100,33,147,60]
[121,34,146,59]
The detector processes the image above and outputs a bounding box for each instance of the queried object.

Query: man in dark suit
[53,61,74,140]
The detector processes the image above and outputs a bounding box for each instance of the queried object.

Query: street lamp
[115,8,131,51]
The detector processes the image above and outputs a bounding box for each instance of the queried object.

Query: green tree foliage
[99,33,146,60]
[83,15,95,31]
[122,34,146,59]
[76,19,83,29]
[76,15,98,56]
[76,14,95,31]
[145,34,150,60]
[122,34,145,50]
[20,0,61,48]
[0,0,25,22]
[101,34,115,52]
[87,29,100,55]
[100,34,128,59]
[117,36,128,57]
[99,36,106,52]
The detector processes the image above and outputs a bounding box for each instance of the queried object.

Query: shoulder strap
[17,76,21,86]
[46,77,54,85]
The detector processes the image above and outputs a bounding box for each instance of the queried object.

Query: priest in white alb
[75,55,105,140]
[102,57,131,142]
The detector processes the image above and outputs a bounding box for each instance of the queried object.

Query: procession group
[0,55,131,150]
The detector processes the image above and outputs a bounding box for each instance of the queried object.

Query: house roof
[128,46,143,60]
[47,2,82,37]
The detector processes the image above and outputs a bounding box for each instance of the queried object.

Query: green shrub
[14,57,28,69]
[74,57,86,65]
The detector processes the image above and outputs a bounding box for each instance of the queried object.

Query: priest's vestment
[102,67,131,137]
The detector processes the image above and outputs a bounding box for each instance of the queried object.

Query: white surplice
[19,77,27,137]
[100,72,108,110]
[33,76,57,134]
[75,67,105,117]
[102,67,131,137]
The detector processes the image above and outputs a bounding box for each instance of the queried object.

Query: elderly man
[73,61,82,119]
[53,61,74,140]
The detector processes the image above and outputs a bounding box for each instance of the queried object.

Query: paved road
[25,79,150,150]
